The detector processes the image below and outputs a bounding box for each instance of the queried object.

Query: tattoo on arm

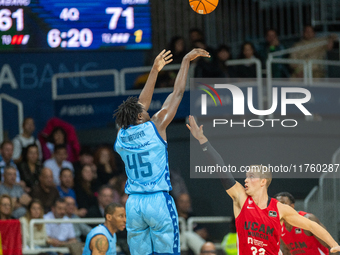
[95,237,108,254]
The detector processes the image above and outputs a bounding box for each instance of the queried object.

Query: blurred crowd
[134,25,337,89]
[0,116,129,254]
[0,116,228,255]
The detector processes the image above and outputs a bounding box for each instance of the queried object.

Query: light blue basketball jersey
[82,224,117,255]
[114,121,172,194]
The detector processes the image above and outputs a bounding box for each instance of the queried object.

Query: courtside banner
[0,220,22,255]
[189,78,340,179]
[54,92,190,130]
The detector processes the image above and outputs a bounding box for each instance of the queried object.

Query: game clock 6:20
[0,0,152,51]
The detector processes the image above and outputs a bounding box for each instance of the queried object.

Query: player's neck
[251,191,269,209]
[104,222,117,235]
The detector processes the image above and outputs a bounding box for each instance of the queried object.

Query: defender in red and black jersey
[276,192,329,255]
[236,196,282,254]
[187,115,340,255]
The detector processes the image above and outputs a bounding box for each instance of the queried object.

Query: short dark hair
[22,117,34,127]
[1,140,13,149]
[79,146,94,156]
[274,192,295,204]
[53,197,66,207]
[266,28,278,35]
[59,167,73,177]
[104,203,124,219]
[113,97,143,129]
[4,165,16,174]
[54,144,67,153]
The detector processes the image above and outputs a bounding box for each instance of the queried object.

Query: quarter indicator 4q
[0,0,152,51]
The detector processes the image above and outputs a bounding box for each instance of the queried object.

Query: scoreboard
[0,0,152,51]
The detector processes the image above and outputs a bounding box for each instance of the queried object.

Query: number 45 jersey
[115,121,172,194]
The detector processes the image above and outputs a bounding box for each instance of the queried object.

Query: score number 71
[106,7,134,30]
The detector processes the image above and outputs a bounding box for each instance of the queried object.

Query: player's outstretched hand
[184,48,210,61]
[186,115,208,144]
[330,246,340,253]
[153,49,173,72]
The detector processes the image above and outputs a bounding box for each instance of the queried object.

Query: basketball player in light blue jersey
[82,203,126,255]
[114,48,210,255]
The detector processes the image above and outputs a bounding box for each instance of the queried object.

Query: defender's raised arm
[186,115,246,206]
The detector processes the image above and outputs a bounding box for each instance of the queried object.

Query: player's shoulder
[90,234,109,251]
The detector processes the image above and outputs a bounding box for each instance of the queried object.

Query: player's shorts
[126,191,180,255]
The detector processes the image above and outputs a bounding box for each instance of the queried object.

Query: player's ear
[106,214,112,221]
[260,178,267,187]
[137,112,143,120]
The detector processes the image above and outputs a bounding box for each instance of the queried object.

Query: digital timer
[0,0,152,51]
[47,28,93,48]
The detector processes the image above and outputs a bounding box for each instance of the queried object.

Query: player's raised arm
[138,49,173,111]
[186,115,247,204]
[278,203,340,253]
[152,49,210,137]
[90,235,109,255]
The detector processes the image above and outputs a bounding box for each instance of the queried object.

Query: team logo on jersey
[295,228,302,234]
[268,211,277,217]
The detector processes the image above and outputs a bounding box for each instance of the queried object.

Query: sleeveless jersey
[114,121,172,194]
[82,224,117,255]
[281,211,329,255]
[236,196,281,255]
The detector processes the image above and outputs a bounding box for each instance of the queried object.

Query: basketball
[189,0,219,14]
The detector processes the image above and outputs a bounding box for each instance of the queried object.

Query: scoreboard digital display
[0,0,152,51]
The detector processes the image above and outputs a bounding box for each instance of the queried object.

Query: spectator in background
[200,242,217,255]
[193,40,221,78]
[189,28,205,49]
[30,167,60,213]
[86,185,114,221]
[17,144,42,193]
[235,42,258,78]
[39,117,80,162]
[168,36,187,64]
[169,169,189,201]
[216,45,235,78]
[19,199,48,248]
[12,117,42,163]
[259,29,290,78]
[290,25,337,78]
[112,174,127,201]
[0,141,21,183]
[73,147,96,183]
[44,144,74,185]
[0,166,31,218]
[221,217,237,255]
[94,146,122,187]
[65,196,92,242]
[44,198,77,249]
[0,194,13,220]
[57,168,76,200]
[176,193,206,255]
[74,165,99,211]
